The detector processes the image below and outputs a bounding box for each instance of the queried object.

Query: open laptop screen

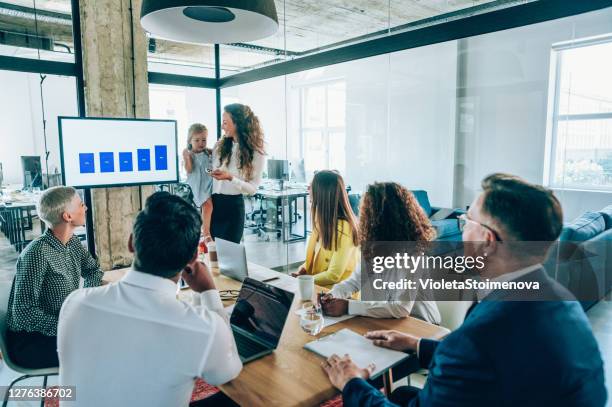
[230,278,294,347]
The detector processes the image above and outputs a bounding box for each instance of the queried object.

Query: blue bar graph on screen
[119,152,133,172]
[137,149,151,171]
[155,145,168,170]
[79,153,95,174]
[99,152,115,173]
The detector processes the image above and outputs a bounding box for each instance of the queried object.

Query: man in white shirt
[58,192,242,407]
[319,265,441,324]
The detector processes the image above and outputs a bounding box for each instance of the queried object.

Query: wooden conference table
[104,261,448,407]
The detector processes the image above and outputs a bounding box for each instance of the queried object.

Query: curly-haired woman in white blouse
[210,103,265,243]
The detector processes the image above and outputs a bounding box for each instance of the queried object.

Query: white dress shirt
[212,142,265,196]
[57,269,242,407]
[329,265,441,324]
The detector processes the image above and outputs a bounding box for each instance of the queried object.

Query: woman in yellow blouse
[292,170,359,289]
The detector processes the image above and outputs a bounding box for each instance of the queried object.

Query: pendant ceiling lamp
[141,0,278,44]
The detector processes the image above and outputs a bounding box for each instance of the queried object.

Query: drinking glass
[300,309,324,336]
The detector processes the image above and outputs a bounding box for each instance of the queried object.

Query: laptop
[230,277,295,363]
[216,238,250,282]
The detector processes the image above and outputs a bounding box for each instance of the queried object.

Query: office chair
[0,282,58,407]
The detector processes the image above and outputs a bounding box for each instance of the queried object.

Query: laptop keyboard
[233,330,269,359]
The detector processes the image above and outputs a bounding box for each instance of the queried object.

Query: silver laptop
[216,238,249,282]
[230,277,294,363]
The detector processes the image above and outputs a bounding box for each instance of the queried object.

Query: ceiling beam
[219,0,612,88]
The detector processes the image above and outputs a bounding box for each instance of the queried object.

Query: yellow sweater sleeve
[302,228,318,272]
[313,229,357,286]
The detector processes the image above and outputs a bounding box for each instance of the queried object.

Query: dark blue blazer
[343,268,607,407]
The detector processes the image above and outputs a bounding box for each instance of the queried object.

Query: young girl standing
[183,123,213,246]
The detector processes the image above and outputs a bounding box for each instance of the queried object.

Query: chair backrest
[0,281,18,371]
[435,301,473,331]
[348,194,361,217]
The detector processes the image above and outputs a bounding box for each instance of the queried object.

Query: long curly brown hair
[359,183,436,252]
[215,103,265,181]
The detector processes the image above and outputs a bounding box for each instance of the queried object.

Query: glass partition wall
[0,71,79,282]
[218,6,612,275]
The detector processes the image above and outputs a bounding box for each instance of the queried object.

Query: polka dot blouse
[6,229,103,336]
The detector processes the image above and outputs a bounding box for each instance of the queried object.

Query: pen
[261,277,280,283]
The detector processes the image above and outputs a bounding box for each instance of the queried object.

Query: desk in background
[251,187,309,243]
[0,188,42,252]
[104,261,448,406]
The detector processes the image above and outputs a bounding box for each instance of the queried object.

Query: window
[148,84,217,180]
[547,38,612,191]
[299,81,346,177]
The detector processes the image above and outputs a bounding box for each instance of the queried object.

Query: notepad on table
[304,328,410,378]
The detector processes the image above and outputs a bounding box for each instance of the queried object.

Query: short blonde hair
[37,186,78,227]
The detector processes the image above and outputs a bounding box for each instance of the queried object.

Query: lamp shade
[141,0,278,44]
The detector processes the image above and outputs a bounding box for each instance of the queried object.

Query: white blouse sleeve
[229,151,265,195]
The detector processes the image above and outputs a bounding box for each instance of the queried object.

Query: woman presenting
[210,103,265,243]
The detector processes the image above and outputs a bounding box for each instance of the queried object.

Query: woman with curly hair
[292,170,359,288]
[319,182,441,323]
[210,103,265,243]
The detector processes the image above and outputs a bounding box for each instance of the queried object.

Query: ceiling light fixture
[140,0,278,44]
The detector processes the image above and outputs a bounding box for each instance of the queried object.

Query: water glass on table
[300,307,324,336]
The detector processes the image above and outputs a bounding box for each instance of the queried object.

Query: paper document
[295,308,353,328]
[304,328,409,377]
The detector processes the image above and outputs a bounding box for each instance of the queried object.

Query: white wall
[388,42,457,207]
[455,8,612,219]
[221,76,288,162]
[0,71,77,185]
[149,85,217,151]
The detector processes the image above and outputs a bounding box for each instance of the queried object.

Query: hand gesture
[322,354,375,391]
[291,266,307,277]
[181,259,215,293]
[211,169,232,181]
[320,298,349,317]
[364,330,419,352]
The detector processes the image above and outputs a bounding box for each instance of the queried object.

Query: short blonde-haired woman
[6,186,102,368]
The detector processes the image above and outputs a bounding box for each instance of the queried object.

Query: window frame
[545,35,612,193]
[298,79,346,176]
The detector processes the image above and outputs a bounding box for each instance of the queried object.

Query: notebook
[304,328,410,378]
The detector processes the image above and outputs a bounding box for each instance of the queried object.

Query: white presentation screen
[59,117,178,189]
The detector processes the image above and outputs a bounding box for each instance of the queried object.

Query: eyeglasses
[220,290,240,300]
[458,214,503,242]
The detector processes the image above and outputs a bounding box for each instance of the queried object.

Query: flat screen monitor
[21,156,42,189]
[58,117,178,189]
[267,159,289,181]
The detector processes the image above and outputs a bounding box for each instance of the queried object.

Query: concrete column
[79,0,154,269]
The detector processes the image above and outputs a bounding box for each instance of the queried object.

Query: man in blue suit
[322,173,606,407]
